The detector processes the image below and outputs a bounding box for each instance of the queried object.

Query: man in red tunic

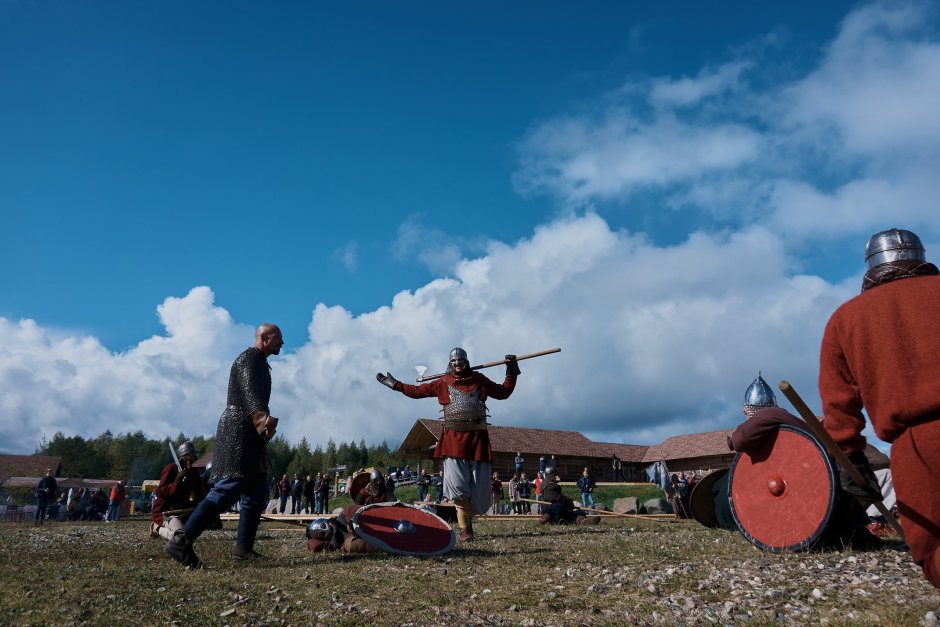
[377,347,519,541]
[819,228,940,588]
[151,441,208,543]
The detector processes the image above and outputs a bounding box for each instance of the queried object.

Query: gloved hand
[174,471,188,486]
[376,372,400,389]
[505,354,521,377]
[838,450,882,507]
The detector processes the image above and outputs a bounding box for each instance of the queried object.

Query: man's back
[821,275,940,445]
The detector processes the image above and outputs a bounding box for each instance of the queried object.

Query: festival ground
[1,514,936,625]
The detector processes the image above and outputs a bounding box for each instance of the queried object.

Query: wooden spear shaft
[517,498,669,522]
[777,380,905,540]
[416,348,561,382]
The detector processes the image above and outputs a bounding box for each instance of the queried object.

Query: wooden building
[395,419,648,482]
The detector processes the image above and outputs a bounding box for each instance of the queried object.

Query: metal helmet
[177,441,197,460]
[370,468,384,482]
[305,518,334,541]
[743,372,777,411]
[449,347,468,363]
[865,228,926,270]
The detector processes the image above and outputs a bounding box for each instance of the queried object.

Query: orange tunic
[819,274,940,588]
[395,371,517,462]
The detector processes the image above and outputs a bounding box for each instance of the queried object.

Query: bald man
[164,324,283,568]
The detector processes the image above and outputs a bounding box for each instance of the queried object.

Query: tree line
[36,430,408,486]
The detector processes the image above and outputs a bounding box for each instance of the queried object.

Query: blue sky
[2,1,939,455]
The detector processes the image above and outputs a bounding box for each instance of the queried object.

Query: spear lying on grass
[415,348,561,382]
[777,380,905,540]
[518,498,673,522]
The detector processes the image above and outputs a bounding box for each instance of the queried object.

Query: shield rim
[349,472,372,501]
[728,424,838,553]
[690,468,729,528]
[352,502,455,556]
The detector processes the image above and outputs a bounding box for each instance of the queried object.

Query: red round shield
[352,502,455,556]
[690,468,729,528]
[729,425,838,552]
[349,472,371,501]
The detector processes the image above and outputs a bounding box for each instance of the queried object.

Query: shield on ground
[352,502,455,556]
[728,425,838,552]
[690,468,729,528]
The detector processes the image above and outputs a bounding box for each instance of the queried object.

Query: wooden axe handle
[778,380,905,540]
[416,348,561,382]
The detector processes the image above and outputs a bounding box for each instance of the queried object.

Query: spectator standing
[320,473,332,512]
[539,456,546,474]
[34,468,57,525]
[77,488,90,520]
[577,467,596,508]
[490,472,503,515]
[107,480,126,522]
[514,452,524,476]
[612,455,623,482]
[417,469,430,503]
[313,473,324,514]
[534,471,544,514]
[302,475,314,514]
[434,471,444,503]
[509,474,521,514]
[290,474,303,514]
[518,472,532,513]
[277,474,289,514]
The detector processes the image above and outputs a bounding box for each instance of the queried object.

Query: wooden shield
[729,425,838,552]
[690,468,729,528]
[352,502,455,556]
[349,472,372,501]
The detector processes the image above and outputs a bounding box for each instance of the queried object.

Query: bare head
[255,324,283,357]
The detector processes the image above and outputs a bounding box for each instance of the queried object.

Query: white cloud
[781,1,940,158]
[393,217,488,275]
[514,111,761,203]
[650,61,752,108]
[514,0,940,243]
[0,215,856,454]
[334,241,359,273]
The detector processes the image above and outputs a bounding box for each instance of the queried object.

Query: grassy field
[1,510,937,625]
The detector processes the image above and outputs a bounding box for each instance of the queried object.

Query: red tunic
[819,274,940,588]
[151,463,207,526]
[396,371,516,462]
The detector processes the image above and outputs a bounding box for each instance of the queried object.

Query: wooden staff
[416,348,561,382]
[778,380,905,540]
[518,498,670,522]
[259,514,317,528]
[162,507,195,517]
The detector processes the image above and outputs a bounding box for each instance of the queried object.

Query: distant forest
[36,430,408,486]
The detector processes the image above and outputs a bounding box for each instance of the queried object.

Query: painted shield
[729,425,838,552]
[349,472,372,501]
[690,468,729,528]
[352,502,455,556]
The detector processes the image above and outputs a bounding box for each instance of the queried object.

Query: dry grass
[0,515,937,626]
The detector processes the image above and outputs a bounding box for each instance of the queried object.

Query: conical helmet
[743,372,776,411]
[449,347,468,362]
[305,518,334,541]
[177,441,197,460]
[865,228,926,270]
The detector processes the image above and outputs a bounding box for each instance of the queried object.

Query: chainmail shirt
[211,347,272,482]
